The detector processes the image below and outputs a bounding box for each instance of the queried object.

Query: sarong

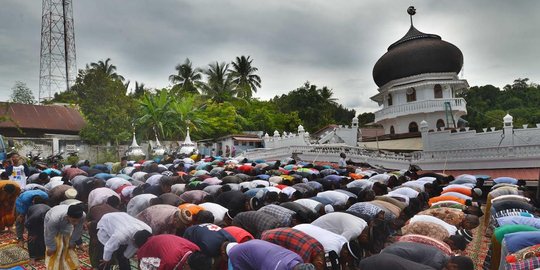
[45,234,79,270]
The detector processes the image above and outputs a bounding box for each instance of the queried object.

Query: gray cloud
[1,0,539,114]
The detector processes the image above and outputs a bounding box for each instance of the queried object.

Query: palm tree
[88,58,125,81]
[169,58,203,95]
[200,62,238,103]
[229,56,261,99]
[170,95,206,137]
[132,81,146,98]
[137,90,176,139]
[319,86,338,106]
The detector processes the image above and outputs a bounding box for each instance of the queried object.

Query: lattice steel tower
[39,0,77,103]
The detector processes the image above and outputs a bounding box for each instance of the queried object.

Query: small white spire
[130,132,140,147]
[184,127,193,144]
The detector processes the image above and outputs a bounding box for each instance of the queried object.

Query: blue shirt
[94,173,114,180]
[504,231,540,253]
[493,177,518,185]
[183,223,236,257]
[42,168,61,176]
[15,190,49,215]
[497,216,540,229]
[228,240,303,270]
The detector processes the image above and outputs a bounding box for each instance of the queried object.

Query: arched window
[434,84,443,98]
[406,88,416,102]
[408,122,419,133]
[390,126,395,135]
[387,94,393,106]
[436,119,445,130]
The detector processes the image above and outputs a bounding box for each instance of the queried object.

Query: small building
[198,134,263,157]
[0,102,85,156]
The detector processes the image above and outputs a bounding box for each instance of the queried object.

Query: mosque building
[370,6,468,135]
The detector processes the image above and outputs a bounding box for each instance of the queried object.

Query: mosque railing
[374,98,467,122]
[417,144,540,160]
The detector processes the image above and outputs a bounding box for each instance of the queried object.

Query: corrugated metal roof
[431,168,540,181]
[232,137,262,142]
[0,103,85,132]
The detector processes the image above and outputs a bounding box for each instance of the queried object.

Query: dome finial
[407,6,416,26]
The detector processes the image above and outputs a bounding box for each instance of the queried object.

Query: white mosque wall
[263,132,310,149]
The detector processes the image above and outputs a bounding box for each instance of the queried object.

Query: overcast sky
[2,1,539,113]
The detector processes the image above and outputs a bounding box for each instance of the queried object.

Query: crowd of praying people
[0,151,538,270]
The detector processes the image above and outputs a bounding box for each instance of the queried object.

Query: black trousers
[99,245,131,270]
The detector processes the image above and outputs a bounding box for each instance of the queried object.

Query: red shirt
[137,234,200,270]
[223,226,254,243]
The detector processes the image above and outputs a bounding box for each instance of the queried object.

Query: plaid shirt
[232,211,280,238]
[261,228,324,263]
[258,204,296,226]
[507,257,540,270]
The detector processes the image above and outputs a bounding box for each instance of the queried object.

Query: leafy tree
[270,82,355,132]
[200,62,239,103]
[197,102,242,139]
[229,56,261,99]
[357,112,375,127]
[169,58,202,95]
[235,99,301,133]
[73,63,135,145]
[461,78,540,131]
[48,88,78,104]
[10,81,36,104]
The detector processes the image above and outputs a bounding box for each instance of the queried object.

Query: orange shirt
[178,203,204,216]
[428,195,467,207]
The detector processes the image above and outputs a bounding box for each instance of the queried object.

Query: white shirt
[417,177,437,183]
[97,212,152,261]
[401,181,426,191]
[388,187,419,198]
[251,180,271,188]
[171,184,186,195]
[346,180,374,190]
[281,187,297,198]
[126,194,157,216]
[368,174,391,184]
[199,202,228,225]
[264,187,282,194]
[268,176,283,184]
[9,165,27,189]
[294,199,323,213]
[443,184,473,191]
[312,212,368,241]
[88,187,120,209]
[132,172,148,182]
[317,191,350,206]
[409,215,457,235]
[294,224,348,254]
[106,177,132,190]
[44,179,64,190]
[145,175,163,186]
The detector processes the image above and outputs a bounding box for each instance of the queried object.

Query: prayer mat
[0,230,137,270]
[463,206,491,270]
[0,243,29,269]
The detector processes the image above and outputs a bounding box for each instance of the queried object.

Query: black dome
[372,25,463,87]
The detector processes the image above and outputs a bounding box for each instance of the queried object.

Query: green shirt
[494,224,539,243]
